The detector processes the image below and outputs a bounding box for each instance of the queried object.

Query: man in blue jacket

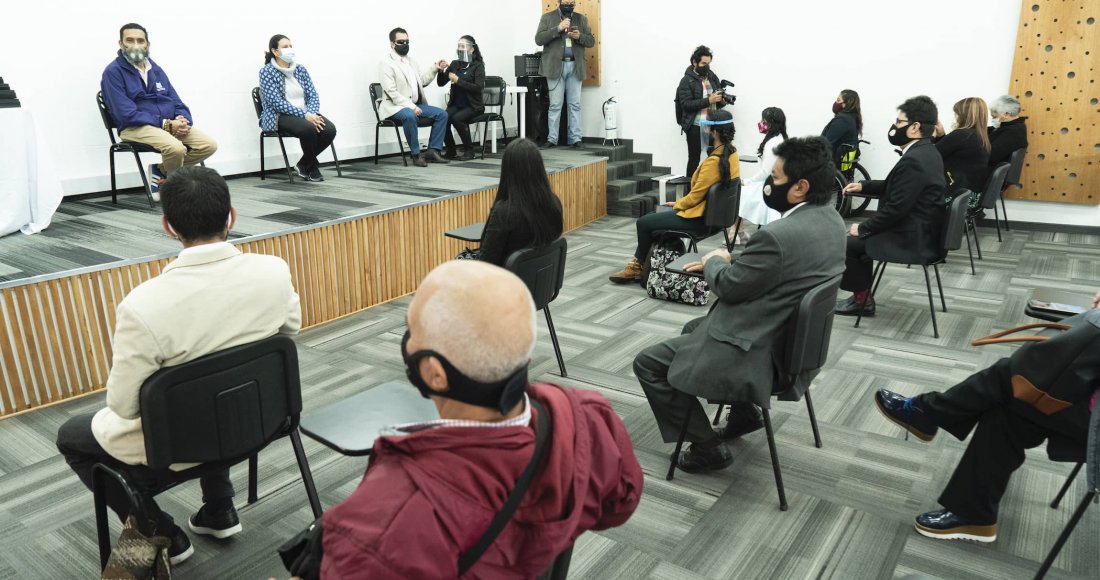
[101,23,217,200]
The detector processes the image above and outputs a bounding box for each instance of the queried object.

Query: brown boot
[609,257,643,284]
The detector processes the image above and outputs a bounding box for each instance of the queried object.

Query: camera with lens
[718,80,736,105]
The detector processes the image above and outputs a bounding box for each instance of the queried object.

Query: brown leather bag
[971,311,1100,415]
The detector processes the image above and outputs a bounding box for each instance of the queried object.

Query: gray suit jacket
[534,10,595,80]
[667,204,846,407]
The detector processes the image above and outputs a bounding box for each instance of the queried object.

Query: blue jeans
[548,60,583,145]
[390,104,449,155]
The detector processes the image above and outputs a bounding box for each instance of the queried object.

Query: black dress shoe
[411,155,428,168]
[718,403,764,440]
[915,509,997,542]
[874,389,939,441]
[459,148,477,161]
[677,441,734,473]
[188,505,242,539]
[443,149,458,159]
[835,296,875,317]
[540,141,557,149]
[424,149,449,164]
[571,141,583,148]
[164,525,194,565]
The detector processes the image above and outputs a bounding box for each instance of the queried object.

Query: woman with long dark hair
[934,97,991,208]
[258,34,337,181]
[737,107,789,231]
[476,138,564,266]
[821,89,862,158]
[609,109,739,284]
[436,35,486,160]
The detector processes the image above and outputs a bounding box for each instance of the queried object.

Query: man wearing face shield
[535,0,596,148]
[320,261,643,578]
[100,23,218,201]
[436,35,486,161]
[835,95,947,317]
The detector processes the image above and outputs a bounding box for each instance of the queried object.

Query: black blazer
[675,66,725,132]
[858,139,947,264]
[477,198,564,267]
[988,116,1028,167]
[935,128,990,191]
[821,112,860,157]
[437,59,485,113]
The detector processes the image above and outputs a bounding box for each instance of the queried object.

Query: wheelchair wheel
[832,170,852,216]
[845,162,873,217]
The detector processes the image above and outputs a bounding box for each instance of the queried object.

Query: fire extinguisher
[602,97,618,145]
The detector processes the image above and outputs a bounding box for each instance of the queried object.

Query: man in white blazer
[378,27,450,167]
[56,166,301,565]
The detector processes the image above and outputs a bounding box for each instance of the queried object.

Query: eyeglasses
[894,117,910,126]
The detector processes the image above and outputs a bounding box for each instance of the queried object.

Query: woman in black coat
[477,138,564,266]
[821,89,863,160]
[437,35,485,161]
[934,97,991,207]
[988,94,1028,167]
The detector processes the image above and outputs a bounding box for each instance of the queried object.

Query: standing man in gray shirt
[535,1,595,148]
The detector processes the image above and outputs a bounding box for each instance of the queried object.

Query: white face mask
[991,117,1002,128]
[278,48,296,64]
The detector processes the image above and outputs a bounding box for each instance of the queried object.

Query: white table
[0,107,64,238]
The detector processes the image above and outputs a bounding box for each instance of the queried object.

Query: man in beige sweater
[56,167,301,565]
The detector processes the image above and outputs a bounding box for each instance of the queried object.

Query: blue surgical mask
[278,48,296,64]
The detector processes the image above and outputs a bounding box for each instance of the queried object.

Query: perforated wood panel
[1007,0,1099,204]
[541,0,602,86]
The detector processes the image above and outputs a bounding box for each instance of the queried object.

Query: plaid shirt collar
[385,394,532,435]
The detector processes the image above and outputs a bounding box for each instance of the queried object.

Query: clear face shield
[457,41,472,63]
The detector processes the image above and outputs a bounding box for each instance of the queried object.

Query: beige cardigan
[91,242,301,467]
[377,52,439,120]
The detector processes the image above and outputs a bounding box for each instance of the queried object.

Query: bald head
[408,261,536,383]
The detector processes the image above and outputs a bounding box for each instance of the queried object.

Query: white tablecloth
[0,107,64,237]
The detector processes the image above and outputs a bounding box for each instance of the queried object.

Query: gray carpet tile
[0,214,1097,579]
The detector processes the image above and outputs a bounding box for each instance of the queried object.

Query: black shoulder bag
[278,398,552,579]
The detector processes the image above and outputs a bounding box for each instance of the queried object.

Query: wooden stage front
[0,153,607,418]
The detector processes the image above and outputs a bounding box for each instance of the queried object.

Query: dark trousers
[444,105,479,152]
[278,114,337,170]
[914,359,1090,523]
[634,317,753,444]
[840,235,872,292]
[633,211,708,262]
[685,125,702,179]
[56,413,235,532]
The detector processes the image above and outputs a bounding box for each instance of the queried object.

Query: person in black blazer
[836,96,947,317]
[987,95,1028,168]
[477,138,564,266]
[437,35,485,161]
[676,45,728,178]
[933,97,991,205]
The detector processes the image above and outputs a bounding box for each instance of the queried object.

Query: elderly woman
[987,95,1027,168]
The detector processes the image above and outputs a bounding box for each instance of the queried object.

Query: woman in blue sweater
[259,34,337,181]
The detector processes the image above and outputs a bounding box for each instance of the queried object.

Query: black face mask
[762,176,798,213]
[401,330,528,414]
[695,64,709,77]
[560,3,575,16]
[888,122,913,146]
[394,42,410,56]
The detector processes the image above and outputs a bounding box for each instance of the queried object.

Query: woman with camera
[610,109,739,284]
[676,45,727,179]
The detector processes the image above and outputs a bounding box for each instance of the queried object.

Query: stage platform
[0,149,607,417]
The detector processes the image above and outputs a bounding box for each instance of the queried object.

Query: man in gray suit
[635,136,846,473]
[535,1,595,148]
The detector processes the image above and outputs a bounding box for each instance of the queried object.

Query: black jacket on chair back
[857,139,947,264]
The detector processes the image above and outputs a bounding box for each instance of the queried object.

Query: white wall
[2,0,532,195]
[4,0,1096,226]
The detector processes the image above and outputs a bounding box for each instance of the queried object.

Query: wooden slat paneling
[0,161,606,418]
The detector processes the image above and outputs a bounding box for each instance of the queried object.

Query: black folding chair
[653,180,742,253]
[471,76,508,159]
[505,238,568,378]
[96,90,159,207]
[976,162,1012,246]
[666,276,841,512]
[91,335,322,569]
[999,147,1026,235]
[1034,405,1098,580]
[251,87,342,182]
[369,82,434,166]
[945,193,976,275]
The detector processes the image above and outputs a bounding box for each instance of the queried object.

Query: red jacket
[321,383,643,579]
